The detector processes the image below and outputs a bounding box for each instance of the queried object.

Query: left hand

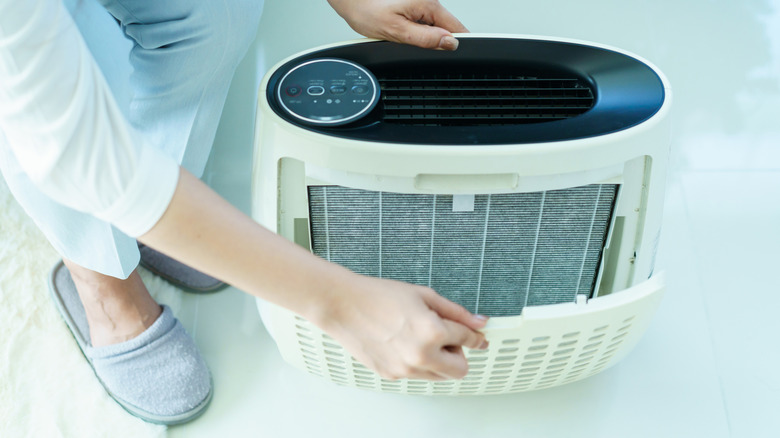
[327,0,469,50]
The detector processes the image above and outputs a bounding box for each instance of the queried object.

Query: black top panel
[265,38,666,145]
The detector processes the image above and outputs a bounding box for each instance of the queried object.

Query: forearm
[140,169,488,380]
[139,1,487,380]
[139,169,352,324]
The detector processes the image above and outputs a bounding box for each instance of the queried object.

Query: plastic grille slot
[378,73,595,126]
[308,184,617,316]
[290,314,639,395]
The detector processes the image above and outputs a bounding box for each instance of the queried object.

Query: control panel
[276,58,379,126]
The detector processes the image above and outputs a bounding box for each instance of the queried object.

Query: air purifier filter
[252,34,671,395]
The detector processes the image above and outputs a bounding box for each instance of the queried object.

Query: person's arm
[1,0,486,380]
[137,1,484,380]
[141,170,488,380]
[328,0,468,50]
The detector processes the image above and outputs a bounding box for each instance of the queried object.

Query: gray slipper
[48,261,213,425]
[138,244,227,293]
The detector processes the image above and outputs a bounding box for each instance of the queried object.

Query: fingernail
[478,340,489,350]
[474,314,489,322]
[439,36,459,51]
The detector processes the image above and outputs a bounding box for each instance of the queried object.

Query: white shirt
[0,0,179,237]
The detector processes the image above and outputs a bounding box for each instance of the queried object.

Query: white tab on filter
[452,194,475,212]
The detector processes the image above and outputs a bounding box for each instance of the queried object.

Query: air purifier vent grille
[289,313,640,395]
[379,74,594,126]
[308,184,617,316]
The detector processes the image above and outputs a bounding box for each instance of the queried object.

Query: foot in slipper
[48,261,213,425]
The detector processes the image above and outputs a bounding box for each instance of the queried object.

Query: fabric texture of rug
[0,177,184,437]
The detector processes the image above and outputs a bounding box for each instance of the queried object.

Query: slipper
[138,244,227,293]
[48,261,213,425]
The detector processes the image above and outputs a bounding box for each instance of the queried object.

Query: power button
[285,85,302,97]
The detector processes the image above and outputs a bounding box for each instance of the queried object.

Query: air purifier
[251,34,671,395]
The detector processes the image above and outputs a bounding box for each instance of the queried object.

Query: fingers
[400,315,487,380]
[412,322,486,380]
[423,2,469,34]
[431,346,468,380]
[381,15,454,50]
[440,318,488,351]
[329,0,469,51]
[366,307,488,381]
[428,319,488,379]
[380,368,451,382]
[319,275,489,382]
[398,1,468,50]
[385,1,469,51]
[422,288,489,331]
[412,289,489,378]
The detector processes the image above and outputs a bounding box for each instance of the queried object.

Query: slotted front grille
[308,184,617,316]
[379,73,595,126]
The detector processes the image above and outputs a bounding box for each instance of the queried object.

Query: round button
[351,85,369,95]
[307,86,325,96]
[277,58,379,126]
[330,85,347,94]
[285,85,302,97]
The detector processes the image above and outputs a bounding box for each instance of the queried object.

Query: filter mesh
[308,184,617,316]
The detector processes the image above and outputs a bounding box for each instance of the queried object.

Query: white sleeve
[0,0,180,237]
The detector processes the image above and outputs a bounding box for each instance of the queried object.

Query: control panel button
[276,58,379,126]
[351,85,369,95]
[307,86,325,96]
[285,86,302,97]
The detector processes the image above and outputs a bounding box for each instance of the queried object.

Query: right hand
[312,274,489,381]
[327,0,469,51]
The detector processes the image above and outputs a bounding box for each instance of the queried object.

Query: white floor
[144,0,780,436]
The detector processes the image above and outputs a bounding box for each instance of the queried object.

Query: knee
[203,0,264,63]
[125,0,263,65]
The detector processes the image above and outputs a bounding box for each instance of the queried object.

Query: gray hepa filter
[308,184,617,316]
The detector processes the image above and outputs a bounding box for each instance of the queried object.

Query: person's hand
[327,0,469,50]
[312,274,489,380]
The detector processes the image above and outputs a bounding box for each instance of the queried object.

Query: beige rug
[0,177,184,437]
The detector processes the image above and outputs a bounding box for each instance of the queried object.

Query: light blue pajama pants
[0,0,264,278]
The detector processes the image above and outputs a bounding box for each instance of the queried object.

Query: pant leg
[0,147,141,278]
[0,0,264,278]
[102,0,265,177]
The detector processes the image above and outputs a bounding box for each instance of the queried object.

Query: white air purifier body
[251,34,672,395]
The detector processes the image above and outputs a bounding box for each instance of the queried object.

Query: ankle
[87,297,162,346]
[63,259,162,347]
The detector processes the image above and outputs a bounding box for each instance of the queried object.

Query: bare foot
[63,259,162,347]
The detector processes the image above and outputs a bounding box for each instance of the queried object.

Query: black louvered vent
[379,73,595,126]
